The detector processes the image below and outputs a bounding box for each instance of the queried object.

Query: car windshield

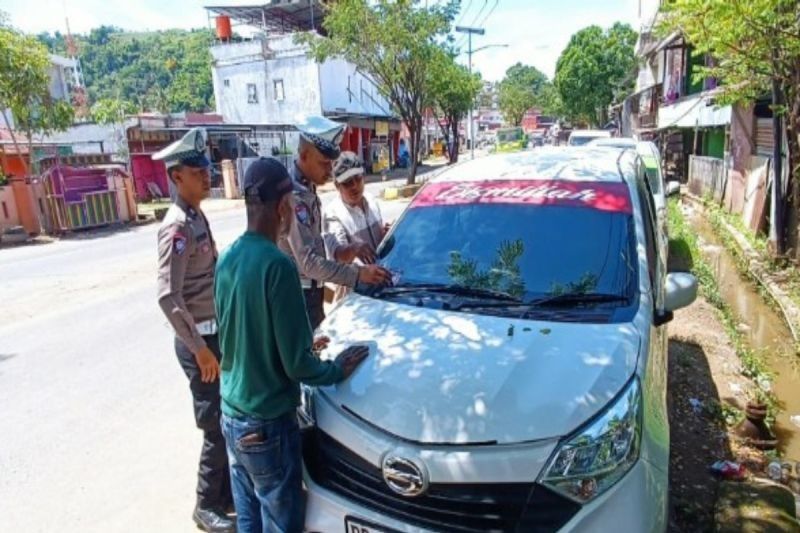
[365,180,639,319]
[569,136,599,146]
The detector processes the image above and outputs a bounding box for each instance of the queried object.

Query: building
[204,1,402,168]
[621,0,784,242]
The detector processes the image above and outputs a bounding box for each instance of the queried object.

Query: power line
[455,0,474,26]
[469,0,489,27]
[475,0,499,28]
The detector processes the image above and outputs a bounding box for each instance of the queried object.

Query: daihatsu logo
[382,455,428,497]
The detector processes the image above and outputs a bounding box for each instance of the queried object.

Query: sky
[5,0,640,81]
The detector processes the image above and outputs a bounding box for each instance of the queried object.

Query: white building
[205,1,402,165]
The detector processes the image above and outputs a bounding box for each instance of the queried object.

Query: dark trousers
[175,334,232,510]
[303,287,325,330]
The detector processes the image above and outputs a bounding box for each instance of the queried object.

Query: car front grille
[302,428,580,533]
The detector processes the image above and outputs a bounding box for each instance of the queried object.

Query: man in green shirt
[215,157,367,533]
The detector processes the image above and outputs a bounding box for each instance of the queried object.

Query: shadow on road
[668,338,733,532]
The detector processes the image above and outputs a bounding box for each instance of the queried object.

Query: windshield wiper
[456,292,630,310]
[376,283,520,302]
[527,292,631,307]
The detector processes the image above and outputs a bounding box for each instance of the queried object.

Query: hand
[312,335,330,353]
[194,346,220,383]
[352,242,376,264]
[335,345,370,379]
[358,264,392,285]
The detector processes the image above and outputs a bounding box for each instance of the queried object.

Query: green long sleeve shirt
[215,231,344,420]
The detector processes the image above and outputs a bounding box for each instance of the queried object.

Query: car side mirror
[664,272,698,312]
[666,181,681,197]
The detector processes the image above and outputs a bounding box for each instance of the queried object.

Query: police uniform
[278,116,359,329]
[154,128,233,531]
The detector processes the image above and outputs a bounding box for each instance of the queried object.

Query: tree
[498,63,548,126]
[301,0,457,185]
[554,23,637,126]
[0,25,74,177]
[659,0,800,255]
[37,27,215,114]
[536,82,565,118]
[91,98,136,161]
[427,50,482,164]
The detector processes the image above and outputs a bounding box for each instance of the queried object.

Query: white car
[587,138,678,261]
[302,148,697,533]
[567,129,611,146]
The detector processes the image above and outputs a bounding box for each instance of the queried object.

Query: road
[0,184,410,532]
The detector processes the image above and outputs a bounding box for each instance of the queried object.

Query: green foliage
[0,167,7,186]
[37,26,215,113]
[427,48,481,163]
[448,239,526,299]
[554,23,637,126]
[550,273,599,296]
[301,0,458,184]
[498,63,548,126]
[91,98,136,125]
[0,25,74,174]
[667,199,778,421]
[659,0,800,225]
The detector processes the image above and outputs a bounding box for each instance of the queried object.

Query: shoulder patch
[173,232,187,255]
[295,203,311,226]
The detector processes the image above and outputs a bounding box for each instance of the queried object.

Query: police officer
[155,128,234,533]
[279,116,391,329]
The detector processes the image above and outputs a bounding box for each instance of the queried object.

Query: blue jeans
[221,412,304,533]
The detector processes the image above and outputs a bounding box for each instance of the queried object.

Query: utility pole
[456,25,484,160]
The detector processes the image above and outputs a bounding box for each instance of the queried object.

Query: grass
[668,199,778,421]
[703,198,800,315]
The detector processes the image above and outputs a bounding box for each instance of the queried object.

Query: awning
[641,30,682,57]
[658,93,731,129]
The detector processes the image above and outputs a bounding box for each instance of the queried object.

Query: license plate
[344,516,395,533]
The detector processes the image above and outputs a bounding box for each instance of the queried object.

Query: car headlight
[540,377,642,503]
[298,384,316,429]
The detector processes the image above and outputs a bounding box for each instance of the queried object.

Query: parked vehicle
[301,148,698,533]
[588,138,675,259]
[567,129,611,146]
[495,126,528,153]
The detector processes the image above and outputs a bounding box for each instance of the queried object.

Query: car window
[569,136,595,146]
[371,180,639,313]
[636,170,658,287]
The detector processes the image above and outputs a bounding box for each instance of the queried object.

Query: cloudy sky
[5,0,640,81]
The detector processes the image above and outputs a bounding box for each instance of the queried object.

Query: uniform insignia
[295,203,311,226]
[195,130,205,152]
[173,233,187,255]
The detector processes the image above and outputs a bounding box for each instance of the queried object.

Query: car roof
[588,137,637,148]
[430,147,637,185]
[570,130,611,137]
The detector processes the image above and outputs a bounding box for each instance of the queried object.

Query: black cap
[243,158,293,203]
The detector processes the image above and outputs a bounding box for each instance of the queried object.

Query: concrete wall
[212,36,322,124]
[211,34,391,125]
[319,59,391,117]
[0,185,20,230]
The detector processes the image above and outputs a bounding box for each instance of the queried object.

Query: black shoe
[193,507,236,533]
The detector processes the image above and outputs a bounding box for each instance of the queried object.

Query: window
[247,83,258,104]
[273,79,285,102]
[223,79,230,87]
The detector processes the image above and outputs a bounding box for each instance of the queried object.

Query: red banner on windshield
[411,180,632,214]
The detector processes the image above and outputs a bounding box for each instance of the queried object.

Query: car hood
[317,294,640,445]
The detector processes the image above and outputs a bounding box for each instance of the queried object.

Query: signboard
[375,120,389,137]
[411,180,633,214]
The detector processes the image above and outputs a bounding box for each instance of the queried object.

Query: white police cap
[295,115,345,159]
[152,127,210,169]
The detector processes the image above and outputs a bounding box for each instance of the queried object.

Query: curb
[683,192,800,342]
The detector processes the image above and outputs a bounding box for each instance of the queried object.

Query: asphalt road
[0,184,410,532]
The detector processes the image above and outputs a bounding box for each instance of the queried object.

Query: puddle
[689,211,800,459]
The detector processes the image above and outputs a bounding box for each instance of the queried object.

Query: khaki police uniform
[154,128,232,518]
[278,116,359,329]
[279,163,359,329]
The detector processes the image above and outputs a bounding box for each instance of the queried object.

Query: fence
[688,155,727,203]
